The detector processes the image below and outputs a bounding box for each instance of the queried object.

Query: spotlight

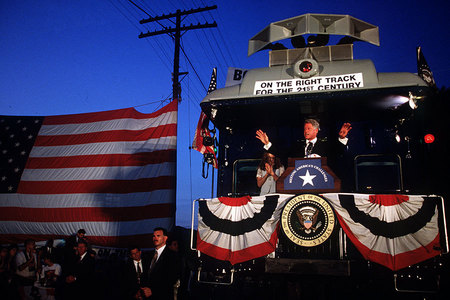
[408,98,418,110]
[408,92,425,110]
[395,133,401,143]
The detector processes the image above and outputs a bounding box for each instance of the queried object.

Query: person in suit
[123,246,149,299]
[139,227,180,300]
[61,240,95,300]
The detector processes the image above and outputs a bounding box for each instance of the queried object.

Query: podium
[276,157,341,194]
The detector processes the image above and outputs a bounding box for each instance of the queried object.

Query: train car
[189,14,449,299]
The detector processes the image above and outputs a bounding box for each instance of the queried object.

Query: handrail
[437,195,449,254]
[190,198,201,251]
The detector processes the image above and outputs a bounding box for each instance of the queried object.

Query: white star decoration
[299,170,316,187]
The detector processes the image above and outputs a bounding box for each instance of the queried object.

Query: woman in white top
[256,152,284,195]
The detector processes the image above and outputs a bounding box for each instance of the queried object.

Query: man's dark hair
[8,244,18,251]
[153,227,168,236]
[77,229,86,235]
[128,245,141,253]
[42,254,54,262]
[77,240,88,247]
[166,233,178,245]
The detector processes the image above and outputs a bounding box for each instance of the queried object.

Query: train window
[232,159,260,196]
[354,154,403,193]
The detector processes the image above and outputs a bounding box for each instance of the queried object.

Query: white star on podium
[299,170,316,187]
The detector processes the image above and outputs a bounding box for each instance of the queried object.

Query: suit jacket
[143,247,180,300]
[65,253,95,289]
[123,257,150,299]
[268,137,347,161]
[61,252,96,300]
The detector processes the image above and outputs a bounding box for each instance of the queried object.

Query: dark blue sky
[1,0,449,227]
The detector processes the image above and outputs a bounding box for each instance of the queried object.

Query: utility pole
[139,5,217,102]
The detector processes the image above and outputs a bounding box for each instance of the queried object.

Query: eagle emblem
[295,206,322,234]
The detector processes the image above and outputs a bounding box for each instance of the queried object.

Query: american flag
[417,46,437,89]
[192,68,218,168]
[0,100,177,248]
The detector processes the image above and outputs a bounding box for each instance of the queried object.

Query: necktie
[306,142,313,156]
[149,251,158,272]
[136,262,142,284]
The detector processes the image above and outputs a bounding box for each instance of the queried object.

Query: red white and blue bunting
[197,194,293,265]
[197,193,443,270]
[322,193,442,271]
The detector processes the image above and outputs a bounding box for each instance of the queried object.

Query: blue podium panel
[277,157,341,194]
[284,159,335,190]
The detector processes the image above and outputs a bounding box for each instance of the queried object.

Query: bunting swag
[322,193,441,271]
[197,194,293,265]
[0,100,177,248]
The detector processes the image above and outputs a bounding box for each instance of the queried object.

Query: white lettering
[254,73,363,95]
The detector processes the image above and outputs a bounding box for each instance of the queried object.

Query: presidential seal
[281,194,335,247]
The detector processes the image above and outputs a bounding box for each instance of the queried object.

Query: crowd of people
[0,229,95,300]
[0,227,189,300]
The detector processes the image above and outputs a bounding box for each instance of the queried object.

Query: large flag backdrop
[0,100,177,248]
[197,194,293,265]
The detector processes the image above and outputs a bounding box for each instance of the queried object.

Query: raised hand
[339,123,352,139]
[256,129,270,145]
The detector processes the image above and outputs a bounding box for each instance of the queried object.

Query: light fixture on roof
[408,92,425,110]
[294,58,319,78]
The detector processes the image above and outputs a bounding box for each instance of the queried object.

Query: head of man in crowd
[152,227,168,250]
[129,246,142,262]
[167,236,179,252]
[24,239,36,253]
[76,229,86,240]
[77,240,88,257]
[304,119,320,141]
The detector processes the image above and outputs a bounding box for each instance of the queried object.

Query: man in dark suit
[123,246,150,299]
[140,227,180,300]
[61,240,95,300]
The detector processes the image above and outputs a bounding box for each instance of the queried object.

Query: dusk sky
[1,0,449,228]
